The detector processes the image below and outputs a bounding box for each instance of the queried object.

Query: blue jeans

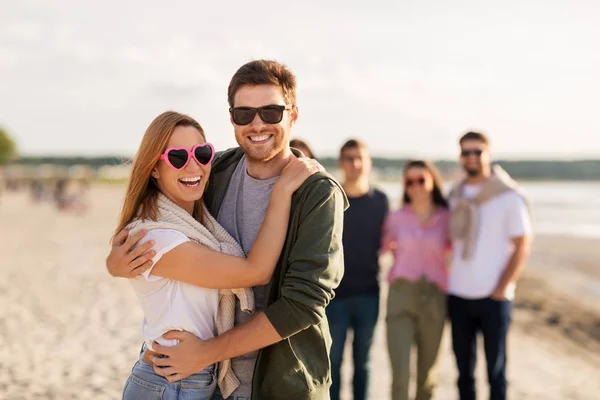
[326,293,380,400]
[447,295,512,400]
[122,350,217,400]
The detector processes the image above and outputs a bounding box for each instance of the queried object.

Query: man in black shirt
[327,139,389,400]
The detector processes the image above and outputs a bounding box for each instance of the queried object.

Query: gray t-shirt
[214,156,278,400]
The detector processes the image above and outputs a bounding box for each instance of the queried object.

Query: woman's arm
[380,212,397,254]
[444,212,453,269]
[150,157,323,289]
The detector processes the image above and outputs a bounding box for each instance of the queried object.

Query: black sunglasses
[405,177,426,187]
[461,149,483,157]
[229,104,292,126]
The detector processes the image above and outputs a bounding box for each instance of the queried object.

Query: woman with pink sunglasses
[381,160,450,400]
[115,111,321,400]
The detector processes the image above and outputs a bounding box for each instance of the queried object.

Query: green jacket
[203,147,348,400]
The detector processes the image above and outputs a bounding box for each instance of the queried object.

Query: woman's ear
[151,169,159,179]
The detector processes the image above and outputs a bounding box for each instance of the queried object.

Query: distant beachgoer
[59,180,91,214]
[54,178,68,210]
[30,180,45,202]
[381,160,450,400]
[447,131,532,400]
[75,179,90,213]
[290,138,316,159]
[327,139,388,400]
[108,110,320,399]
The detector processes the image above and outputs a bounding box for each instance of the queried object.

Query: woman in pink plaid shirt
[381,160,451,400]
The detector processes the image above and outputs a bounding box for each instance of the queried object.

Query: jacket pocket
[256,339,311,399]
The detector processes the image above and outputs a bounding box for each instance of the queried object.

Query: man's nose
[249,112,267,129]
[186,156,202,170]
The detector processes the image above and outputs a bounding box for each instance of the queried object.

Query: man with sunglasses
[447,131,532,400]
[327,139,388,400]
[106,59,347,400]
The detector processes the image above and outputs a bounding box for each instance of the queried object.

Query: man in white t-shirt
[447,131,532,400]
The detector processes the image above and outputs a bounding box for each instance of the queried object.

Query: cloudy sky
[1,0,599,159]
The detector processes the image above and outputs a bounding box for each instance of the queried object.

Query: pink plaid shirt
[381,206,450,292]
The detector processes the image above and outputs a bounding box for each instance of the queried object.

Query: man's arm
[106,229,155,277]
[491,193,532,300]
[150,178,346,381]
[490,235,531,300]
[378,193,393,254]
[151,313,280,382]
[263,179,345,337]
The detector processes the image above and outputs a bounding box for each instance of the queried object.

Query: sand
[1,185,599,399]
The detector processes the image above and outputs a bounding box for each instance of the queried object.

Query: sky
[1,0,599,160]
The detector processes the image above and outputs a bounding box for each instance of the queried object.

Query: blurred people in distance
[381,159,450,400]
[447,131,532,400]
[327,138,389,400]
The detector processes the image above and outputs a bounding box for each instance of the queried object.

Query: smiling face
[460,139,491,178]
[339,146,372,182]
[231,84,298,163]
[152,125,211,214]
[404,166,434,204]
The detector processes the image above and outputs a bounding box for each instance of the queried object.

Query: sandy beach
[1,185,599,399]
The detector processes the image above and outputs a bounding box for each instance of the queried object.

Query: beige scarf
[449,165,531,260]
[128,193,253,398]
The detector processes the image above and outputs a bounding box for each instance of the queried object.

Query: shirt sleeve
[381,211,397,253]
[505,193,532,239]
[135,229,190,281]
[441,210,453,251]
[382,191,390,215]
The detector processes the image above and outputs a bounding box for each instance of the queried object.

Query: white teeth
[180,176,201,183]
[250,135,271,142]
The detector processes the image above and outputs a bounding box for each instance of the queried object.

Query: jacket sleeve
[264,179,346,339]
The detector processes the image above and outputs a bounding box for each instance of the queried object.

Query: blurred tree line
[13,156,129,168]
[8,155,600,181]
[0,126,17,165]
[319,157,600,181]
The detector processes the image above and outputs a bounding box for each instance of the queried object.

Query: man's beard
[238,131,282,163]
[243,142,282,164]
[464,167,481,177]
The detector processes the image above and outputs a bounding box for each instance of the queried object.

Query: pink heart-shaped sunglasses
[159,143,215,170]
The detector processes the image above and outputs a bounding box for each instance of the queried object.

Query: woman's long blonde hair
[114,111,207,237]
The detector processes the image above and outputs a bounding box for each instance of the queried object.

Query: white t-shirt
[128,229,218,350]
[449,185,532,300]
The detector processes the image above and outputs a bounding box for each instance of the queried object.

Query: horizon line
[11,154,600,163]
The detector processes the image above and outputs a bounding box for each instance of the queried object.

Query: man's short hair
[228,59,297,107]
[459,131,489,146]
[339,139,368,159]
